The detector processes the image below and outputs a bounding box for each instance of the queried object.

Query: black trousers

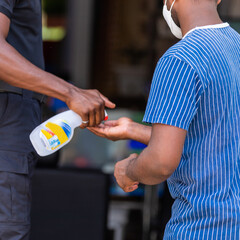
[0,91,41,240]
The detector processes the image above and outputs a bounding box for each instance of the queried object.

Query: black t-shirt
[0,0,44,69]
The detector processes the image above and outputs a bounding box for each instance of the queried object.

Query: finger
[127,181,139,189]
[88,127,104,134]
[126,185,139,192]
[133,182,139,186]
[103,120,118,127]
[129,153,139,159]
[79,112,89,129]
[87,128,105,138]
[87,128,99,134]
[96,102,105,125]
[95,110,101,126]
[88,109,96,127]
[80,122,89,129]
[87,123,105,131]
[100,93,116,109]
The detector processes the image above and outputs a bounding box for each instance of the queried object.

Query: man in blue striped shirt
[89,0,240,238]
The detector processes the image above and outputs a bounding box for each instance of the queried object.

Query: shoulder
[158,34,215,89]
[161,34,211,68]
[0,0,17,19]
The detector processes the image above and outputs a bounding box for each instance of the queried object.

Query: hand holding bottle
[66,88,115,128]
[30,110,109,157]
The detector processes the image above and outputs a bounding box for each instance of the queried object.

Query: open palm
[88,117,133,141]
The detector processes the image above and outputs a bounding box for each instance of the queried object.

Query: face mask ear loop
[170,0,176,11]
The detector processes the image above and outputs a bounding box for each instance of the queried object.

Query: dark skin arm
[89,119,187,192]
[127,124,185,183]
[89,117,152,145]
[0,13,115,127]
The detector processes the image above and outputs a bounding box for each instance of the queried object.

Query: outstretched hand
[88,117,133,141]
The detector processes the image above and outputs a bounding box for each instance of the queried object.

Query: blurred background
[30,0,240,240]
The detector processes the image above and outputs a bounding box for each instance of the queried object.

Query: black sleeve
[0,0,16,19]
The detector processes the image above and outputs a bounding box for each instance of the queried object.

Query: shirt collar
[183,22,229,39]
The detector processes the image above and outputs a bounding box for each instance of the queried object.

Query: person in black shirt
[0,0,115,239]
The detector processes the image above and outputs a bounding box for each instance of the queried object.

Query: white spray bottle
[30,110,108,157]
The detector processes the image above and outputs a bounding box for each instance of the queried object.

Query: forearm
[126,121,152,145]
[0,38,76,102]
[126,147,171,185]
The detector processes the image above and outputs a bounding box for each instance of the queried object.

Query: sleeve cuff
[0,5,12,19]
[143,115,190,131]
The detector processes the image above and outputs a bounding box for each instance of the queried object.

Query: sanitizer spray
[30,110,108,156]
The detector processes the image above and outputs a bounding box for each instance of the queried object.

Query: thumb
[100,93,116,109]
[129,153,139,159]
[103,120,118,127]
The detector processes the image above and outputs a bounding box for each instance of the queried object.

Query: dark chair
[30,168,110,240]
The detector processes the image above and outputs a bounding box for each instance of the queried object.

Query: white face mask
[163,0,183,39]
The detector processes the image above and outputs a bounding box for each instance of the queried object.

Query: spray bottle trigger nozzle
[104,111,108,121]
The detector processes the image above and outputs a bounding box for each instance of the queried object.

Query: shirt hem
[143,116,189,131]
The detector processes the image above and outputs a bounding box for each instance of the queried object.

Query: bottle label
[40,119,72,151]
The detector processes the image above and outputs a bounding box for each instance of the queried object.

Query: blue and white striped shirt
[143,23,240,239]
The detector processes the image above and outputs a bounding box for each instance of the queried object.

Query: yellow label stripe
[45,122,68,144]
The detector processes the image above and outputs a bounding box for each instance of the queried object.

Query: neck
[178,2,223,37]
